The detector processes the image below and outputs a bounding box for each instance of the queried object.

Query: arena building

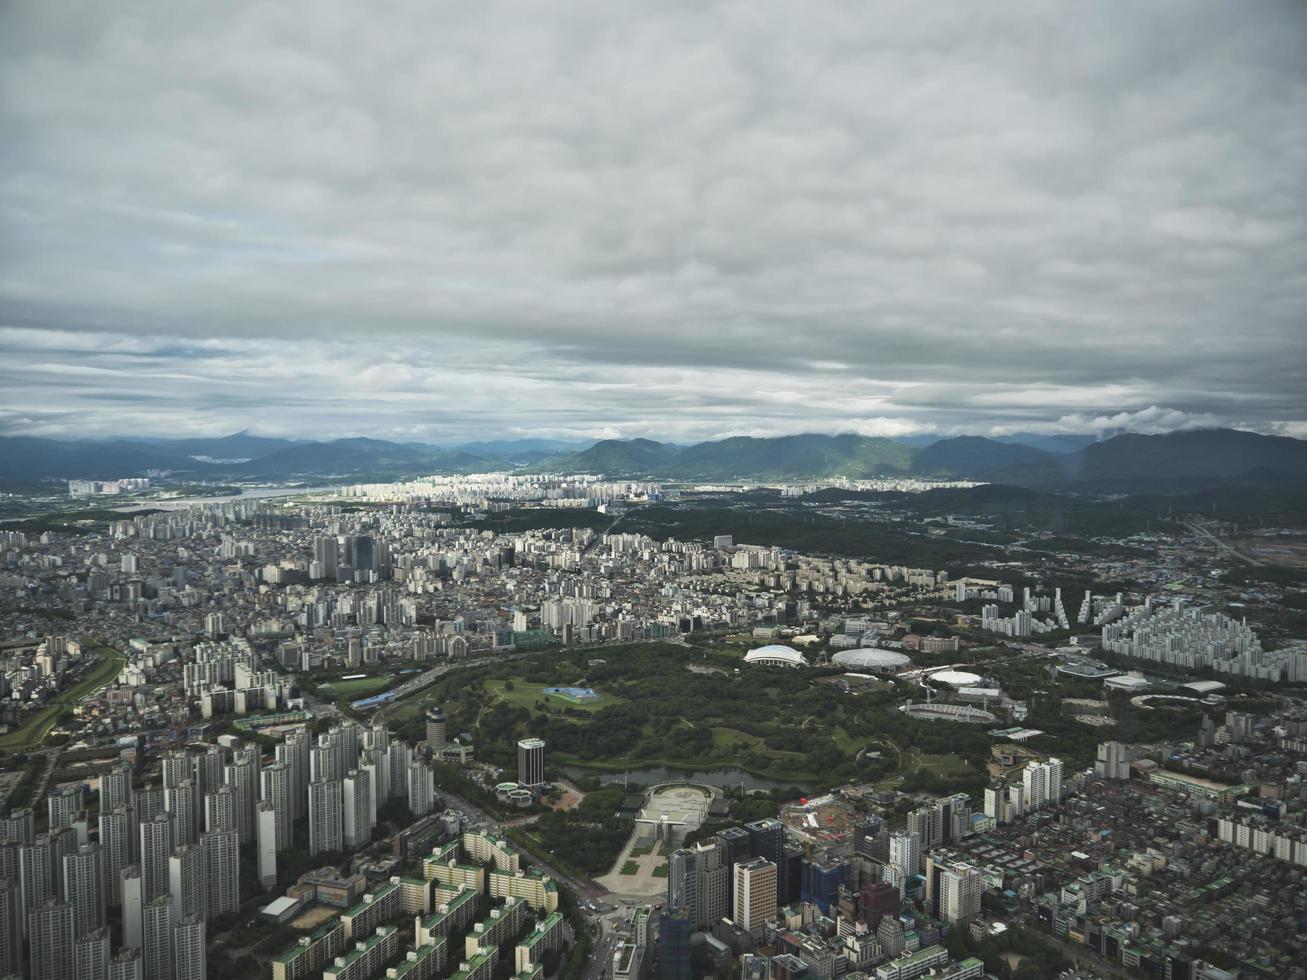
[831,648,913,674]
[743,644,807,668]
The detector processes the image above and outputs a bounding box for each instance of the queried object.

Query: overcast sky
[2,0,1305,444]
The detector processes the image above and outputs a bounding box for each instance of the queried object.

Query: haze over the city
[2,0,1305,443]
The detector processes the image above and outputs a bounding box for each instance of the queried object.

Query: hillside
[911,436,1054,476]
[988,429,1307,491]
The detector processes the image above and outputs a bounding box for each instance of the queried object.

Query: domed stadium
[927,668,983,688]
[831,648,913,674]
[743,644,807,668]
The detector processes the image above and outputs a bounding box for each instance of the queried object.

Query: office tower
[121,865,143,950]
[224,749,258,844]
[858,881,901,929]
[110,947,145,980]
[408,758,434,817]
[426,707,447,750]
[0,879,20,978]
[658,906,693,980]
[314,535,339,579]
[907,804,943,850]
[174,914,206,980]
[191,747,224,799]
[74,926,111,980]
[50,825,78,897]
[64,843,107,936]
[733,858,777,937]
[342,770,372,849]
[276,730,309,822]
[142,895,172,980]
[165,779,199,847]
[48,784,85,830]
[517,738,546,787]
[256,802,277,890]
[942,792,972,841]
[19,834,53,920]
[28,898,75,980]
[201,829,239,916]
[695,839,728,930]
[939,862,982,925]
[99,763,134,815]
[889,829,920,877]
[1095,741,1129,781]
[745,819,786,901]
[309,779,344,855]
[204,785,236,835]
[169,844,206,924]
[353,535,376,575]
[0,808,33,844]
[260,762,292,849]
[139,813,173,902]
[667,849,699,926]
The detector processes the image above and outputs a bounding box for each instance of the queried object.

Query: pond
[562,765,808,794]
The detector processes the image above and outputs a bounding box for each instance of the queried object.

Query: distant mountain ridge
[2,427,1304,490]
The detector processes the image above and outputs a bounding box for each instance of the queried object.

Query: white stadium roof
[831,648,913,671]
[743,644,807,668]
[928,669,983,687]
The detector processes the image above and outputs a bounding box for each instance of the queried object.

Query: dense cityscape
[5,2,1306,978]
[0,454,1305,980]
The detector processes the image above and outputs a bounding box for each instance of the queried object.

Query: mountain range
[2,428,1304,492]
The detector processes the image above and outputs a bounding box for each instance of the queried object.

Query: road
[1187,520,1263,566]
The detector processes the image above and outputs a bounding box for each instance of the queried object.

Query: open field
[484,676,618,715]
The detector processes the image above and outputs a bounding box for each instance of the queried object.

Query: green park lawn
[0,644,127,751]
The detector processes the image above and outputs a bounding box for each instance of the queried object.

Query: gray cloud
[1,0,1305,442]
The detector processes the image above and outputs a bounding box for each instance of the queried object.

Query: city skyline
[2,1,1305,443]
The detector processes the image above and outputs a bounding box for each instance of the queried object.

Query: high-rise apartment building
[309,779,344,855]
[139,812,173,902]
[74,926,111,980]
[64,842,107,936]
[174,914,206,980]
[99,806,134,907]
[48,784,84,831]
[201,828,240,917]
[343,770,372,850]
[1095,741,1129,781]
[261,761,293,849]
[0,879,20,977]
[169,844,207,924]
[142,894,173,980]
[28,898,75,980]
[121,865,143,950]
[257,801,278,890]
[165,779,199,848]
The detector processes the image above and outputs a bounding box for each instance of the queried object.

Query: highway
[1187,520,1263,566]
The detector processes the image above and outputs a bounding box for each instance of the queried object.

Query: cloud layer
[2,0,1305,441]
